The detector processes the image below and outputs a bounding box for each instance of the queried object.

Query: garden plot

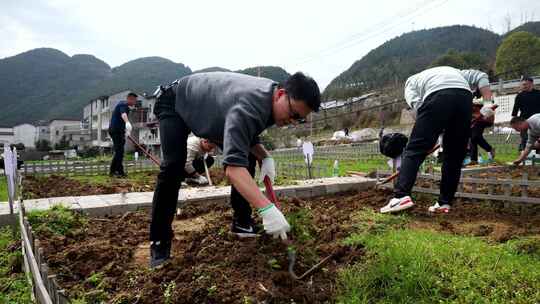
[26,189,540,303]
[22,170,227,199]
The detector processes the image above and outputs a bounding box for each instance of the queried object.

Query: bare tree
[503,12,512,34]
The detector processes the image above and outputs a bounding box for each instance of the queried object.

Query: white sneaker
[380,196,414,213]
[428,202,451,213]
[487,151,495,161]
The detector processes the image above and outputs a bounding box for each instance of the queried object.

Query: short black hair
[510,116,525,125]
[127,92,138,98]
[284,72,321,112]
[521,76,533,82]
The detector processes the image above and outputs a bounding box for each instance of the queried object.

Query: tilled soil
[34,189,540,303]
[22,170,228,199]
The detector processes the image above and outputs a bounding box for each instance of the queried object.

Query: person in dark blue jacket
[108,92,137,177]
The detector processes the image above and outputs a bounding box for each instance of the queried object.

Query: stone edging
[0,177,375,226]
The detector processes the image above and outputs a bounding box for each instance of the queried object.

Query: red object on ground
[263,175,281,209]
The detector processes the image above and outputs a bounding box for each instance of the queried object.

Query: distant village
[0,90,160,156]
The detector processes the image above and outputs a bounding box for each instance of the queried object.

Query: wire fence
[19,159,158,176]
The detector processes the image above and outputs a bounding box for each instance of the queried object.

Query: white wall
[13,124,37,148]
[49,120,81,145]
[493,94,516,124]
[0,127,14,145]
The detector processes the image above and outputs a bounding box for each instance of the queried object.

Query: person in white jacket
[380,66,491,214]
[184,136,217,185]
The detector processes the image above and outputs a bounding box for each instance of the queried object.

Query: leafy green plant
[27,205,87,236]
[163,281,176,304]
[0,227,31,303]
[267,258,281,270]
[287,209,315,243]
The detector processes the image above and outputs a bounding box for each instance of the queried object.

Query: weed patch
[338,229,540,303]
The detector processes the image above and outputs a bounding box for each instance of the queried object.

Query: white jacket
[404,66,472,113]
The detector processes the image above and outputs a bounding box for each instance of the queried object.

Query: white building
[0,126,14,145]
[13,123,37,148]
[35,121,50,142]
[49,119,82,146]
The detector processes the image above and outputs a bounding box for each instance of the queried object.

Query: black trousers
[187,157,215,177]
[230,154,257,227]
[150,95,256,242]
[470,122,493,162]
[519,129,528,151]
[150,96,190,242]
[109,130,126,175]
[394,88,472,205]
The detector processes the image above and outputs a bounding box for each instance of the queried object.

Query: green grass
[273,157,387,178]
[0,227,31,303]
[0,176,8,202]
[27,205,87,236]
[337,210,540,304]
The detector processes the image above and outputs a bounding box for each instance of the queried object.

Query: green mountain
[0,49,291,125]
[324,25,501,99]
[194,67,231,73]
[508,21,540,37]
[0,48,111,123]
[235,66,290,84]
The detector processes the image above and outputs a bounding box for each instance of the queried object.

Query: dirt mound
[23,169,228,199]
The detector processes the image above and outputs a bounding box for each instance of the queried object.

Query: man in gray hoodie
[150,72,321,268]
[380,66,492,214]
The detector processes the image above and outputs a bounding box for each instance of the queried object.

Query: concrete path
[0,176,375,225]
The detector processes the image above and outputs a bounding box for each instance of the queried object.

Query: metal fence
[21,159,158,176]
[271,142,383,163]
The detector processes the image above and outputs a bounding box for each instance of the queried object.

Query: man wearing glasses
[149,71,321,268]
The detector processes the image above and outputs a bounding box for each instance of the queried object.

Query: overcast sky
[1,0,539,89]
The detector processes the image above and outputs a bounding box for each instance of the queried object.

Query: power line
[292,0,450,65]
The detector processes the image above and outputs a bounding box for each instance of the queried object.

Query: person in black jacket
[512,77,540,151]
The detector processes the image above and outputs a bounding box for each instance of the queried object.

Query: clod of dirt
[471,224,494,237]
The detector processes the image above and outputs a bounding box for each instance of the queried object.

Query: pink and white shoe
[380,196,414,213]
[428,202,451,213]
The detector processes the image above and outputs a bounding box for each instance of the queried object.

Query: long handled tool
[263,175,281,209]
[376,144,441,187]
[288,249,334,280]
[127,134,161,166]
[203,153,213,186]
[262,174,333,280]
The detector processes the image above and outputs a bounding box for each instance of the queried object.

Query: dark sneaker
[150,240,171,269]
[231,221,261,238]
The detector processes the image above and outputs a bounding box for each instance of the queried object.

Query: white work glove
[259,203,290,240]
[480,106,495,118]
[125,122,133,135]
[259,157,276,183]
[197,175,208,185]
